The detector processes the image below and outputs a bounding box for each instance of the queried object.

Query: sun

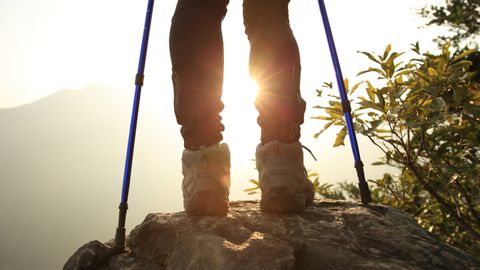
[222,75,258,106]
[221,74,260,157]
[221,74,261,199]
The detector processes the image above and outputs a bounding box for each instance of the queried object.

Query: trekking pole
[316,0,372,204]
[114,0,155,251]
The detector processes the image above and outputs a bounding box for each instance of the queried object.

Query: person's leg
[243,0,306,144]
[170,0,229,150]
[243,0,313,213]
[170,0,231,215]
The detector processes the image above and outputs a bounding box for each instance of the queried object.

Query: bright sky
[0,0,445,107]
[0,0,447,199]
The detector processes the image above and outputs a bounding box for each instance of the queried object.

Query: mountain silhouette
[0,85,183,270]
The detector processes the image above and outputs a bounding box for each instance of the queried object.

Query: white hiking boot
[256,141,314,213]
[182,143,231,215]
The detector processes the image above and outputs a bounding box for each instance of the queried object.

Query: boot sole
[260,188,305,213]
[185,191,229,216]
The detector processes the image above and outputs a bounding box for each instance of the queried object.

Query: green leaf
[350,81,363,94]
[415,70,431,83]
[427,67,438,77]
[313,121,336,138]
[358,51,381,64]
[370,119,383,130]
[359,100,384,112]
[366,81,376,101]
[357,70,370,76]
[322,82,333,89]
[411,41,420,54]
[324,120,336,129]
[451,60,473,68]
[329,101,342,111]
[394,76,404,84]
[452,49,478,63]
[388,52,404,63]
[357,67,387,78]
[334,126,347,147]
[383,44,392,60]
[376,92,386,111]
[326,108,343,120]
[442,42,451,57]
[429,97,446,111]
[371,161,385,166]
[312,116,332,120]
[327,94,341,100]
[420,98,433,107]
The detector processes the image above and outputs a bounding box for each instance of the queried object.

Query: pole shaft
[115,0,155,251]
[121,0,155,205]
[317,0,371,203]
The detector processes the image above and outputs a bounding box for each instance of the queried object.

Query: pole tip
[359,181,372,204]
[114,227,126,252]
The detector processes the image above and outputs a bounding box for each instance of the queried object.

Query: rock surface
[65,200,480,270]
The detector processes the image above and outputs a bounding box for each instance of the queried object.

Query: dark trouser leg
[243,0,306,144]
[170,0,229,150]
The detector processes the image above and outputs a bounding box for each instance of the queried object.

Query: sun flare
[221,75,260,158]
[222,77,258,107]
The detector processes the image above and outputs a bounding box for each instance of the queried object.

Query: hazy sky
[0,0,445,107]
[0,0,447,197]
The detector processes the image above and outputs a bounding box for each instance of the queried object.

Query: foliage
[420,0,480,49]
[243,171,341,197]
[307,172,365,201]
[313,43,480,257]
[243,170,361,201]
[243,179,261,195]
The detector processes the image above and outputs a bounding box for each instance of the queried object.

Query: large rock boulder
[65,200,480,270]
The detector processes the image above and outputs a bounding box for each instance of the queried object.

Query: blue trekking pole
[114,0,155,251]
[317,0,372,204]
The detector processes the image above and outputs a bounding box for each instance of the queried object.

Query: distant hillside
[0,85,183,270]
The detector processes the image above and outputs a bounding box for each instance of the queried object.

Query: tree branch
[407,163,480,241]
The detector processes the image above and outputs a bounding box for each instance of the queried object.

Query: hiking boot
[182,143,230,216]
[256,141,314,213]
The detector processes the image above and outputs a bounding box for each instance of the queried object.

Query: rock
[63,240,116,270]
[65,200,480,270]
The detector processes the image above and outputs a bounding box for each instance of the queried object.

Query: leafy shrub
[313,43,480,257]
